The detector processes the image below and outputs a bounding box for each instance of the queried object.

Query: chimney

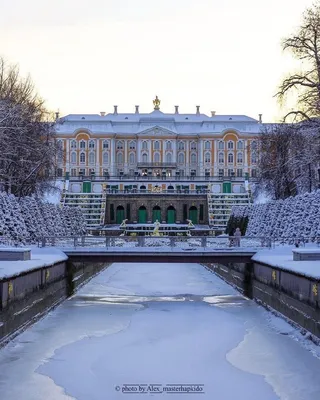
[55,110,60,120]
[196,105,200,115]
[259,113,262,123]
[114,105,118,115]
[175,105,179,114]
[211,111,216,117]
[135,105,139,114]
[100,111,106,117]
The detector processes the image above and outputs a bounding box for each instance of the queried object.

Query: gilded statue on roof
[153,96,160,110]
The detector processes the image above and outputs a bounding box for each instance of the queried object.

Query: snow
[0,248,68,279]
[0,262,320,400]
[43,180,64,205]
[252,245,320,279]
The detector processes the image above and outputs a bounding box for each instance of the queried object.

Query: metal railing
[37,235,272,250]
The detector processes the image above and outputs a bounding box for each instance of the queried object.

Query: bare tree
[0,58,59,198]
[277,2,320,121]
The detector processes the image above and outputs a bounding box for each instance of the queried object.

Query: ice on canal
[1,262,320,400]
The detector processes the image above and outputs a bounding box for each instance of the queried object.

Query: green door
[152,207,161,222]
[167,207,176,224]
[189,206,198,224]
[223,182,231,193]
[116,207,125,224]
[83,181,92,193]
[138,207,147,223]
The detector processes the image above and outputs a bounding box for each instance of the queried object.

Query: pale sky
[0,0,315,122]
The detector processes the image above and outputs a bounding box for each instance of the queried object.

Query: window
[228,169,234,177]
[191,142,197,150]
[251,141,257,150]
[56,168,63,177]
[154,152,160,162]
[237,168,243,177]
[103,140,109,149]
[218,152,224,164]
[142,141,148,150]
[237,141,244,150]
[57,152,63,163]
[79,168,85,175]
[178,153,185,164]
[129,141,136,150]
[228,153,234,163]
[89,140,95,149]
[219,168,224,176]
[80,140,86,149]
[117,152,123,164]
[80,152,86,163]
[103,152,109,164]
[251,169,257,178]
[251,152,257,164]
[228,141,234,150]
[166,152,172,163]
[178,141,185,150]
[71,152,77,164]
[204,141,210,150]
[142,153,148,162]
[166,141,172,151]
[70,140,77,149]
[129,153,135,164]
[71,168,77,177]
[191,153,197,164]
[154,141,160,150]
[116,141,124,150]
[204,152,211,163]
[89,152,95,164]
[237,152,243,164]
[218,141,224,150]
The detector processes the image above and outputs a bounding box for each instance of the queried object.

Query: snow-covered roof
[55,108,262,136]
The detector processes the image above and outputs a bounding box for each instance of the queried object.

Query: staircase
[208,192,251,232]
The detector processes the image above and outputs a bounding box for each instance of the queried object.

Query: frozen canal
[1,262,320,400]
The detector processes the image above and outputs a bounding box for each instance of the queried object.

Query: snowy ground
[0,262,320,400]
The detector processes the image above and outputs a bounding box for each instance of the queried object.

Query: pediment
[137,125,177,136]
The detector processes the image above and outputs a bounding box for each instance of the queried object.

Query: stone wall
[105,194,208,224]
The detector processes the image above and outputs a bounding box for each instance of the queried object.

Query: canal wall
[0,249,109,346]
[204,256,320,339]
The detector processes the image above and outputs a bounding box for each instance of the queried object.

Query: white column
[95,139,100,175]
[110,137,115,175]
[124,140,128,172]
[199,139,203,176]
[172,140,177,162]
[66,140,70,173]
[186,141,190,175]
[244,139,248,172]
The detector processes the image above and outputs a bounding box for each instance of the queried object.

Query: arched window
[80,152,86,163]
[142,141,148,150]
[89,152,95,164]
[57,152,63,163]
[71,152,77,164]
[166,141,172,150]
[191,153,197,164]
[218,141,224,150]
[228,153,234,163]
[79,140,86,149]
[103,152,109,164]
[116,141,124,150]
[166,152,172,163]
[251,152,257,164]
[89,140,95,149]
[228,141,234,150]
[103,140,109,149]
[129,152,135,164]
[142,153,148,162]
[218,152,224,164]
[251,141,257,151]
[70,140,77,149]
[237,152,243,164]
[190,142,197,150]
[129,141,136,150]
[204,152,211,163]
[178,153,185,164]
[154,152,160,162]
[204,141,210,150]
[117,152,123,164]
[237,141,244,150]
[154,141,160,150]
[178,141,185,150]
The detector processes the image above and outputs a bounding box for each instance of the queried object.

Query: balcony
[137,162,177,168]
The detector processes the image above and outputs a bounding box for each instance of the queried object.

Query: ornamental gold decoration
[153,96,161,110]
[312,284,318,297]
[272,270,276,281]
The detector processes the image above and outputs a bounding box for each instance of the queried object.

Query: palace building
[56,97,262,232]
